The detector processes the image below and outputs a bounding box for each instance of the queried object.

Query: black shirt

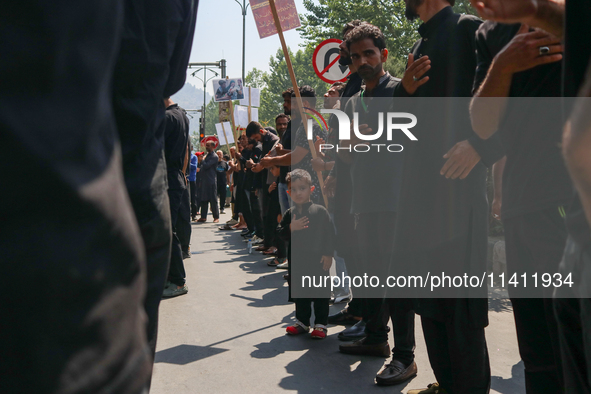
[395,6,504,167]
[563,0,591,249]
[278,120,292,184]
[473,22,572,219]
[291,119,328,204]
[216,160,229,187]
[164,103,190,189]
[345,73,404,214]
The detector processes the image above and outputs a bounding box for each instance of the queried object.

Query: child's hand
[290,214,309,232]
[321,255,333,271]
[268,182,277,193]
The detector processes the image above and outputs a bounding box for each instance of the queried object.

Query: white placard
[239,87,261,108]
[233,105,249,129]
[215,122,235,145]
[250,107,259,122]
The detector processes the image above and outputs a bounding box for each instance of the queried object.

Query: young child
[277,169,334,339]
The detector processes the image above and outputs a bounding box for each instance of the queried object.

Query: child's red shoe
[286,324,309,335]
[310,326,327,339]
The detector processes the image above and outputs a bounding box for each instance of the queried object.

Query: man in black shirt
[163,98,190,298]
[215,150,229,214]
[198,141,220,223]
[393,1,505,393]
[471,21,570,393]
[335,23,418,387]
[276,89,294,216]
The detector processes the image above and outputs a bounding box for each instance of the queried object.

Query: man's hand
[196,168,201,173]
[494,24,563,74]
[440,140,481,179]
[246,159,255,169]
[315,136,326,154]
[260,156,272,168]
[470,0,538,23]
[401,54,431,95]
[311,157,326,172]
[268,182,277,194]
[290,214,309,232]
[324,175,336,198]
[321,255,333,271]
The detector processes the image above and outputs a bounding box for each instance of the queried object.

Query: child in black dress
[277,169,334,339]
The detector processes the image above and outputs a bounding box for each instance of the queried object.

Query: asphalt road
[151,213,525,393]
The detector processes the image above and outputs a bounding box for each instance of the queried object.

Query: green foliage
[299,0,477,77]
[245,47,329,126]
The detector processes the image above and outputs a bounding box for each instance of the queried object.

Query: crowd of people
[2,0,591,393]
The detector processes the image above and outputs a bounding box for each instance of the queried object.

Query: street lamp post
[234,0,249,81]
[190,67,219,145]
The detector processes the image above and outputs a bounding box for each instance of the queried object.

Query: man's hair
[286,169,312,186]
[291,85,317,108]
[245,121,263,137]
[330,82,346,96]
[275,113,290,123]
[342,19,366,37]
[219,80,226,85]
[346,23,386,51]
[247,138,257,146]
[223,155,230,161]
[282,87,294,99]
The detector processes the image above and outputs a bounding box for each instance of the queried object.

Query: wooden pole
[268,0,328,207]
[228,99,240,151]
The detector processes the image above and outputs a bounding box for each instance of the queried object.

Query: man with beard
[275,88,294,216]
[335,23,418,387]
[392,0,504,393]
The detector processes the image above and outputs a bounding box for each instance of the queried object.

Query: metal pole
[242,5,246,81]
[202,67,206,140]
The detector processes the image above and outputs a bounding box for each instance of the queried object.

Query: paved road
[151,214,525,393]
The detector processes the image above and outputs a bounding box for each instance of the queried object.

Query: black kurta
[392,7,504,326]
[200,150,219,202]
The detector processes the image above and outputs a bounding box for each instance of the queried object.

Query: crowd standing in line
[2,0,591,393]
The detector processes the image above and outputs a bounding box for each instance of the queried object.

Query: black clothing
[190,180,199,217]
[345,73,404,214]
[164,103,190,189]
[178,185,192,252]
[200,198,219,220]
[562,1,591,250]
[278,202,335,299]
[112,0,198,375]
[394,6,504,168]
[341,72,363,112]
[168,186,186,286]
[0,1,151,392]
[295,298,330,327]
[474,22,572,220]
[278,121,292,184]
[216,160,229,186]
[391,8,495,393]
[421,314,491,394]
[291,121,328,204]
[199,151,219,202]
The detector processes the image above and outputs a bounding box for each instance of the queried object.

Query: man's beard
[405,0,422,20]
[338,54,352,66]
[357,63,382,81]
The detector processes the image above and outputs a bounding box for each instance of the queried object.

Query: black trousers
[200,198,219,220]
[243,189,264,237]
[421,309,490,394]
[504,208,567,393]
[356,212,416,364]
[167,185,186,286]
[554,236,591,393]
[189,180,198,217]
[218,183,226,211]
[295,298,331,327]
[177,184,191,253]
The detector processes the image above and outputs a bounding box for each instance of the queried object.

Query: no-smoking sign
[312,38,351,84]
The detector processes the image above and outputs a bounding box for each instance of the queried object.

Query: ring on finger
[539,46,550,55]
[413,76,418,81]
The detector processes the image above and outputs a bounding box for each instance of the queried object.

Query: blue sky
[186,0,311,95]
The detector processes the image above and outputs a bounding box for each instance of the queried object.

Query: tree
[299,0,477,77]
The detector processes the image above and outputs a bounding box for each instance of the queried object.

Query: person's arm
[470,0,564,38]
[563,65,591,228]
[277,209,292,242]
[471,24,563,139]
[190,155,197,173]
[492,156,506,220]
[260,146,308,168]
[200,153,218,170]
